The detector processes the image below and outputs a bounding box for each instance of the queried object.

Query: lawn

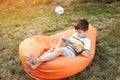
[0,1,120,80]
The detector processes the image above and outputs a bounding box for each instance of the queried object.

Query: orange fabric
[19,25,97,80]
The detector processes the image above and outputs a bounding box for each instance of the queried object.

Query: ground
[0,1,120,80]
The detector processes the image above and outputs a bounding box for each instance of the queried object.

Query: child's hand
[68,43,75,47]
[81,50,90,58]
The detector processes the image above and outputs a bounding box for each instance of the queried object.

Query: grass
[0,2,120,80]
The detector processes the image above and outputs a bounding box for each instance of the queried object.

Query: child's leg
[38,48,66,63]
[26,60,41,71]
[42,48,56,56]
[27,48,66,71]
[30,48,66,64]
[29,48,56,64]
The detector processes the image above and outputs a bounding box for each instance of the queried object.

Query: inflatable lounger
[19,25,97,80]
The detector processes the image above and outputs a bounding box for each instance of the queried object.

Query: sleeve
[84,39,91,50]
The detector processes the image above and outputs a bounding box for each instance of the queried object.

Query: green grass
[0,2,120,80]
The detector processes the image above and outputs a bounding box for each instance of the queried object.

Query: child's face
[76,29,87,38]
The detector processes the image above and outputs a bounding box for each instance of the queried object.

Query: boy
[26,19,91,71]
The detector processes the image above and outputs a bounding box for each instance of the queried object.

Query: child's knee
[54,48,63,53]
[55,48,62,52]
[55,48,65,55]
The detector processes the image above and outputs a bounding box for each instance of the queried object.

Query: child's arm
[68,43,82,53]
[69,44,90,57]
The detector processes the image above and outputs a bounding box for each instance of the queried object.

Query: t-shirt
[69,33,91,50]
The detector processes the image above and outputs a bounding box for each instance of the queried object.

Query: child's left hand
[81,50,90,58]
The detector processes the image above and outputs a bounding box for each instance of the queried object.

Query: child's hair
[74,19,89,31]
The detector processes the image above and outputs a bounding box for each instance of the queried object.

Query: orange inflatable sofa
[19,25,97,80]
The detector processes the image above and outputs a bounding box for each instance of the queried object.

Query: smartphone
[62,38,72,44]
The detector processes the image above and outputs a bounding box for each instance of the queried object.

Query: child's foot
[26,61,33,71]
[29,53,38,64]
[26,60,41,72]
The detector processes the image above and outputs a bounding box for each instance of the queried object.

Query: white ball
[55,6,64,15]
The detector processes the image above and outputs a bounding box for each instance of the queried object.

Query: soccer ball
[55,6,64,15]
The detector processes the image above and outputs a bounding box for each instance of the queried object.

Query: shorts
[62,46,77,57]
